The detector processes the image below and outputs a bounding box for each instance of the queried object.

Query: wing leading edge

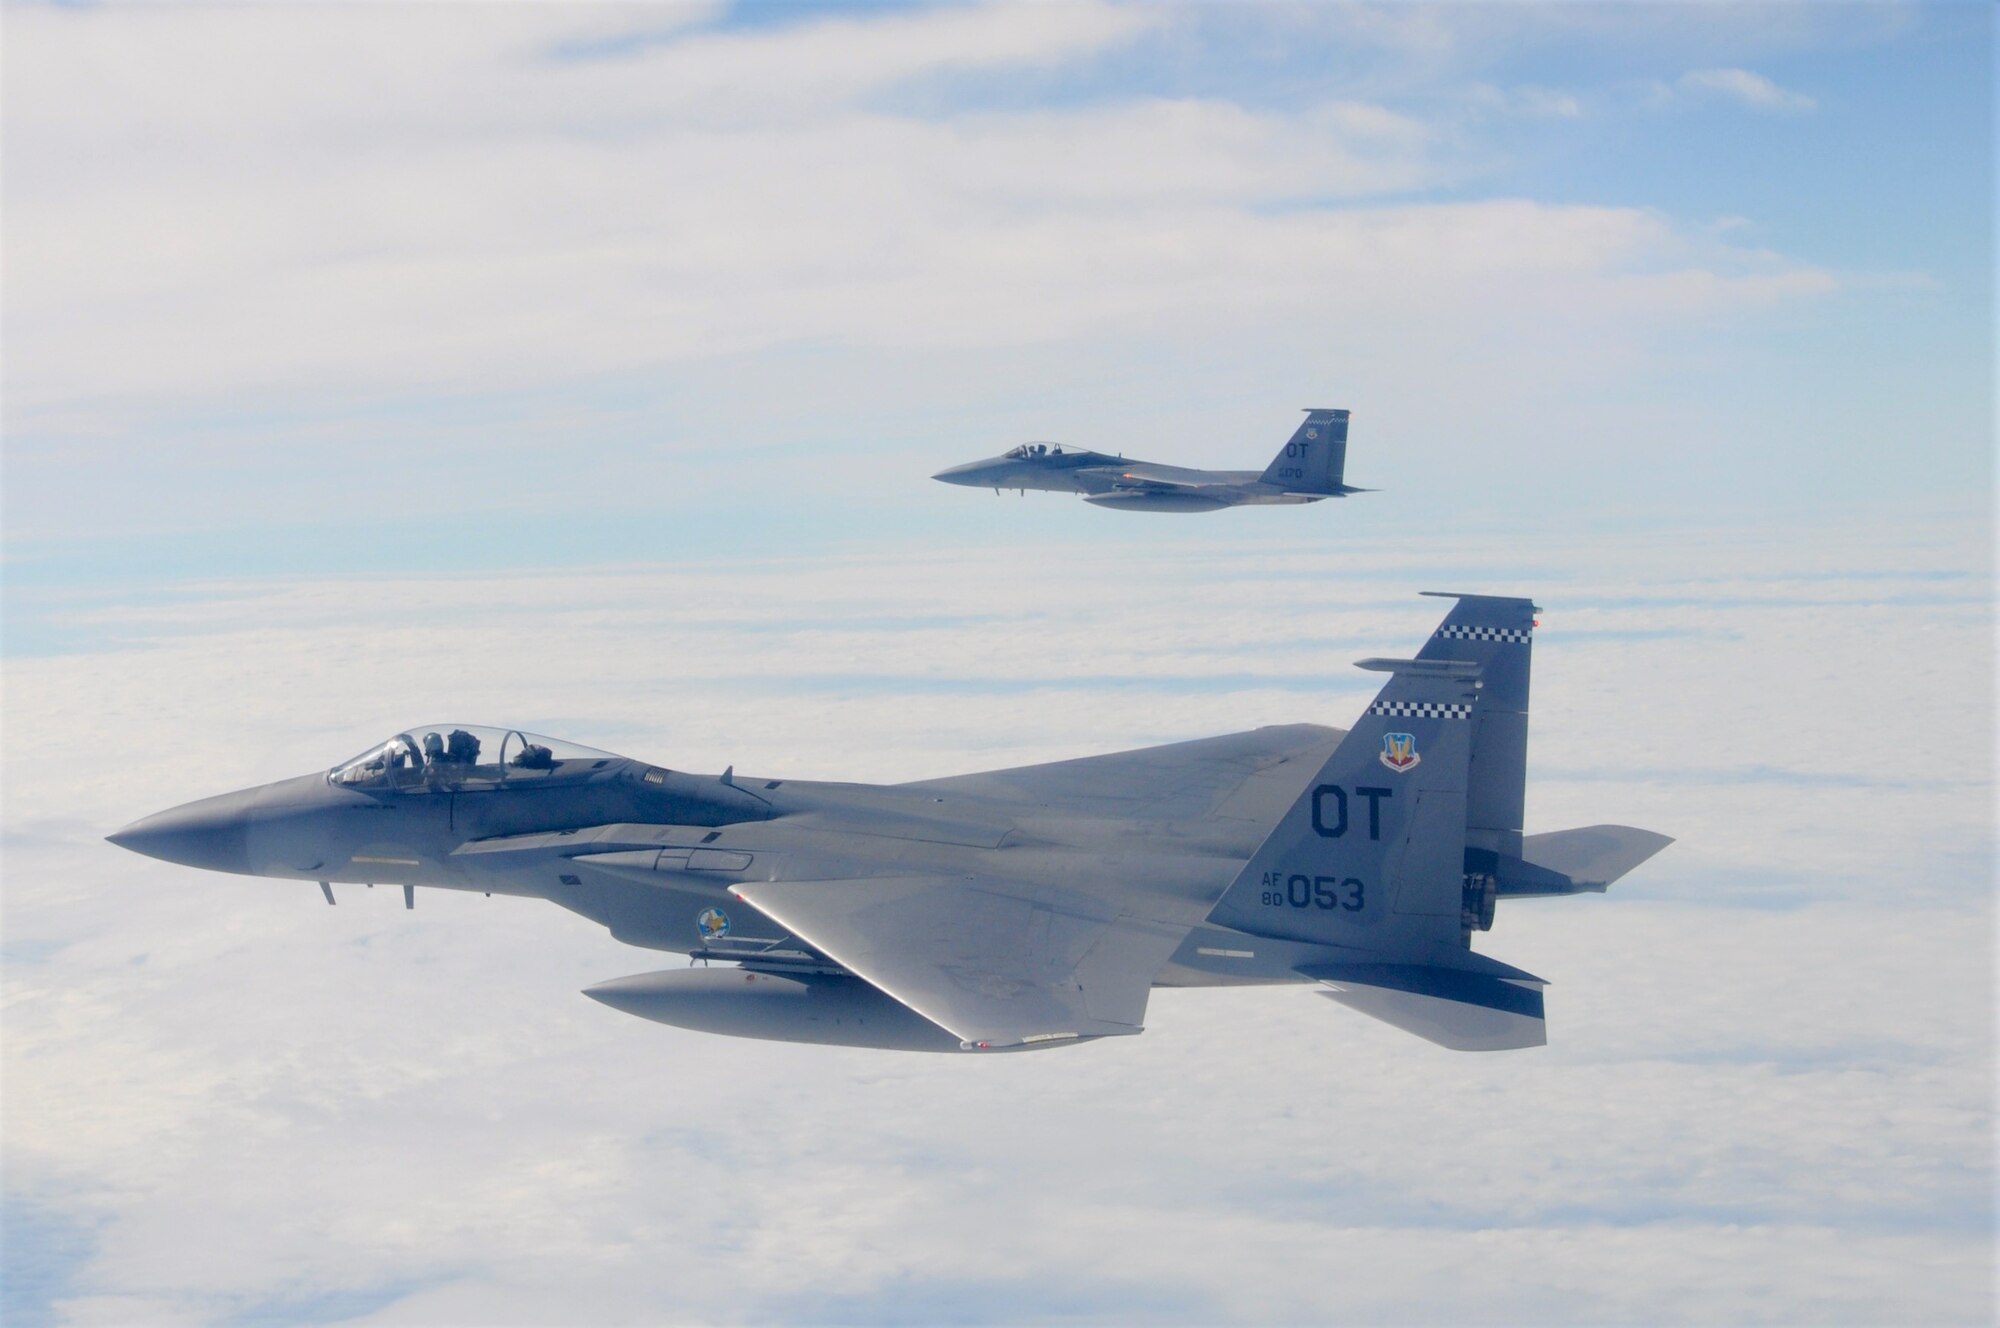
[731,876,1187,1051]
[897,723,1340,820]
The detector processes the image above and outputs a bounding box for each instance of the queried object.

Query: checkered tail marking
[1369,700,1473,720]
[1436,625,1532,644]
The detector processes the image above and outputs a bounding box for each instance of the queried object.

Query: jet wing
[897,723,1341,820]
[731,876,1187,1050]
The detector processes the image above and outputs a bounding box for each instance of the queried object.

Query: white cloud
[1673,66,1818,113]
[2,3,1835,426]
[1465,83,1584,119]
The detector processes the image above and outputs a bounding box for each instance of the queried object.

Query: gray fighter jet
[933,407,1368,512]
[109,595,1667,1053]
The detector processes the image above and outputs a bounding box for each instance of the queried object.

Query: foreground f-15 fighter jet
[109,595,1667,1053]
[933,407,1369,512]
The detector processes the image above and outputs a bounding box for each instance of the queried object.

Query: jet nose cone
[931,462,987,485]
[107,793,257,875]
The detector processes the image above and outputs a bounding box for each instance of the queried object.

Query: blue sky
[2,3,1993,1324]
[4,1,1990,596]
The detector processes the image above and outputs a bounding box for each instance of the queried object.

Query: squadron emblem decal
[1379,732,1420,772]
[695,907,732,940]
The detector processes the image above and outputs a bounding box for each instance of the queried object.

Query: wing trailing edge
[731,876,1187,1051]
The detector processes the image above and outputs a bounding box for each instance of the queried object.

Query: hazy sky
[3,3,1993,1325]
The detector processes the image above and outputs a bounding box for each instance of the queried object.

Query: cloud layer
[5,512,1992,1325]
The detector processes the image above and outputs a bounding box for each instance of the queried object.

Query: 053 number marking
[1259,871,1364,912]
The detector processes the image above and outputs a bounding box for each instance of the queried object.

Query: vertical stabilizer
[1206,653,1479,955]
[1259,408,1350,494]
[1415,593,1536,861]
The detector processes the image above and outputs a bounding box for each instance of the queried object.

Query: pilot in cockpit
[512,742,556,770]
[330,725,614,791]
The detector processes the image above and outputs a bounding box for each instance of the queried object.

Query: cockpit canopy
[1003,442,1064,460]
[1008,440,1072,462]
[330,724,623,791]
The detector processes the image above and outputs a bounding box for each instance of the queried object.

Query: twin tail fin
[1259,408,1356,494]
[1204,595,1670,1052]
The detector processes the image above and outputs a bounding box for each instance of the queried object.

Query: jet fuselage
[933,408,1366,512]
[109,725,1349,990]
[108,598,1668,1053]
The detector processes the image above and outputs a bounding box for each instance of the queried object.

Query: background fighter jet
[108,595,1667,1053]
[933,407,1369,512]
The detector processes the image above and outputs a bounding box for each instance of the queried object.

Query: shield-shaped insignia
[1379,732,1420,772]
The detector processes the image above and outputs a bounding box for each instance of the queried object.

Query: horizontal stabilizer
[1354,656,1481,679]
[1301,959,1547,1051]
[1494,825,1674,897]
